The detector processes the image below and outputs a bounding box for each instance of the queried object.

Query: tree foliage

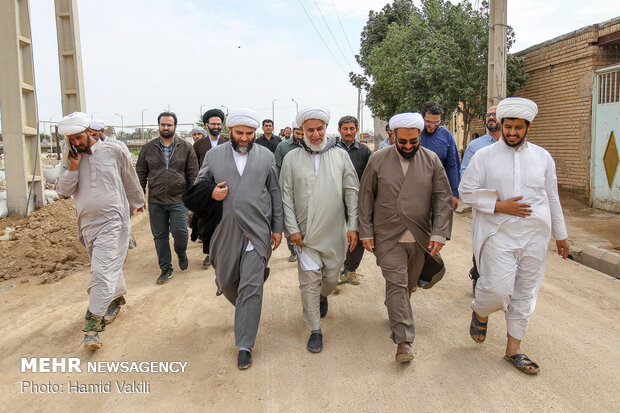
[352,0,527,139]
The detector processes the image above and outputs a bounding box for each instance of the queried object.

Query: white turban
[89,119,106,131]
[292,120,299,129]
[296,106,330,127]
[389,112,424,130]
[225,108,260,129]
[58,112,91,136]
[496,97,538,123]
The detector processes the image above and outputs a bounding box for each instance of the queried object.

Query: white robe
[459,139,567,339]
[57,140,145,315]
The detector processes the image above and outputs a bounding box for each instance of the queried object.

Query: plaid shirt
[160,138,175,166]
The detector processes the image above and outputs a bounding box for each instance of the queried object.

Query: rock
[43,262,56,273]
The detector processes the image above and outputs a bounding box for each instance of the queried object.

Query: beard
[160,129,175,139]
[396,143,419,159]
[304,136,326,152]
[486,120,501,132]
[208,126,221,137]
[231,139,253,154]
[504,130,528,148]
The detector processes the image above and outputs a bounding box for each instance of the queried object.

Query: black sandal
[504,353,540,374]
[469,311,487,343]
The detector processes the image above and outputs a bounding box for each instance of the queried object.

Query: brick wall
[510,19,620,200]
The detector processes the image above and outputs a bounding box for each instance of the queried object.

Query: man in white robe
[459,97,569,374]
[56,112,145,351]
[280,106,359,353]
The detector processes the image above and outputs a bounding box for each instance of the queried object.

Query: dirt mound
[0,198,89,284]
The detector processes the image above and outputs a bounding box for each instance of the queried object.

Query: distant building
[468,17,620,211]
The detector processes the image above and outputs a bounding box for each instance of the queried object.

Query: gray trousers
[148,202,188,270]
[298,261,339,332]
[217,249,265,348]
[378,242,425,344]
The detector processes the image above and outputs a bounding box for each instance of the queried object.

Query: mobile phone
[69,144,78,159]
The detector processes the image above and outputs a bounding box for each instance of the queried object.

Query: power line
[297,0,348,75]
[330,0,357,58]
[312,0,354,71]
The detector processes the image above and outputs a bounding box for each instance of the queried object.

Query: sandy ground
[0,211,618,412]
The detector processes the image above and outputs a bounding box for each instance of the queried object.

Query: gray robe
[195,142,284,285]
[358,145,453,287]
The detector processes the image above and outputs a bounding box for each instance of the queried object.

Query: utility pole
[272,99,278,124]
[487,0,507,107]
[54,0,86,115]
[0,0,45,216]
[356,87,361,139]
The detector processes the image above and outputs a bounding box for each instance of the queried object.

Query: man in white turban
[358,112,453,363]
[274,120,305,262]
[88,119,131,157]
[194,108,283,370]
[56,112,145,351]
[459,97,569,374]
[280,106,359,354]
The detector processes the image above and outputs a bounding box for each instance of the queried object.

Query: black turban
[202,109,225,125]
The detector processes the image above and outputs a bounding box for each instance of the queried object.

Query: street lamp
[49,116,56,154]
[91,112,97,119]
[200,104,208,120]
[220,105,229,115]
[141,108,151,143]
[272,99,278,124]
[291,98,299,114]
[114,113,124,140]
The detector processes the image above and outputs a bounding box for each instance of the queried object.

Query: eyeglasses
[485,112,496,118]
[208,123,222,127]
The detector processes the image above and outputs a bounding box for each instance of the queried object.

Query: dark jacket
[336,139,372,181]
[193,135,228,168]
[255,134,282,153]
[182,176,222,253]
[136,137,199,205]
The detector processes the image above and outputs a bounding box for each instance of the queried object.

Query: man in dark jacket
[136,111,199,284]
[336,116,371,286]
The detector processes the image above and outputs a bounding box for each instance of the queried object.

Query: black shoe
[238,350,252,370]
[202,255,211,268]
[156,268,174,285]
[319,294,328,318]
[178,252,188,270]
[307,332,323,353]
[288,253,297,262]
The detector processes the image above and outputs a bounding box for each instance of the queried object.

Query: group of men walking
[55,96,569,375]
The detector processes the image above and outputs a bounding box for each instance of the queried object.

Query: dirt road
[0,212,618,412]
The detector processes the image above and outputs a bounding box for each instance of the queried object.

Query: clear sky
[19,0,620,135]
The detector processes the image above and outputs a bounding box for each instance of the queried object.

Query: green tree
[352,0,527,143]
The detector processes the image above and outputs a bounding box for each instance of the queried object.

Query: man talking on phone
[56,112,145,351]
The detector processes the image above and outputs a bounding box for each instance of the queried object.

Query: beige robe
[280,144,358,275]
[358,145,453,287]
